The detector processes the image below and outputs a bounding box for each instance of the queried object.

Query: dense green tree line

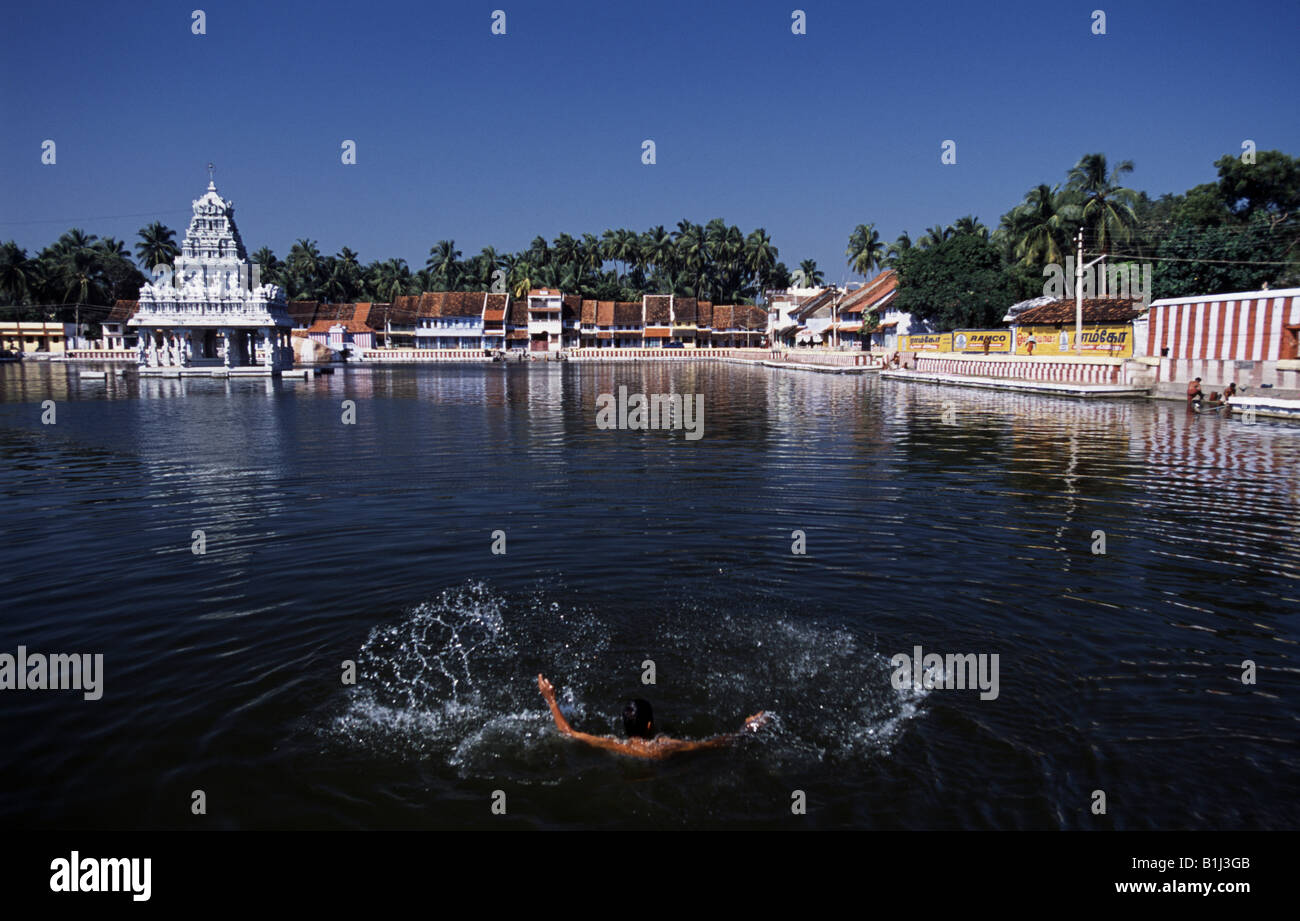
[1,218,804,317]
[878,150,1300,330]
[0,230,147,324]
[4,151,1295,330]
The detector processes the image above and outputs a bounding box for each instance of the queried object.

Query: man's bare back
[537,674,768,760]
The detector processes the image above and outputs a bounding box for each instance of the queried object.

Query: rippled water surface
[1,361,1297,829]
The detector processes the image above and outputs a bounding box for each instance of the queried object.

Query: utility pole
[1074,229,1107,356]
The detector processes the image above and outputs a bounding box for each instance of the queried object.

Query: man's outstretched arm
[537,673,642,753]
[652,711,770,754]
[537,674,574,735]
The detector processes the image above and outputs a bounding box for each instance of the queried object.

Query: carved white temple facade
[130,179,293,375]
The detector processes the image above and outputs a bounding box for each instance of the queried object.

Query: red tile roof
[1015,297,1142,325]
[581,299,598,324]
[840,271,898,315]
[107,299,137,322]
[418,291,486,319]
[596,301,615,326]
[305,317,373,334]
[507,295,529,326]
[286,300,321,327]
[614,301,643,326]
[371,299,416,328]
[737,305,766,329]
[482,293,508,324]
[792,288,839,321]
[644,295,671,325]
[672,297,697,325]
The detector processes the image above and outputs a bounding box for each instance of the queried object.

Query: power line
[0,209,192,227]
[1100,252,1297,266]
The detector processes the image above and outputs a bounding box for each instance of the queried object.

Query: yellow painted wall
[1015,324,1133,358]
[953,329,1012,353]
[902,333,952,352]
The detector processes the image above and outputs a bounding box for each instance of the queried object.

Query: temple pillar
[221,328,234,368]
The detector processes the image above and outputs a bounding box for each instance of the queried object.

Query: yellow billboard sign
[953,329,1012,353]
[903,333,952,352]
[1015,324,1132,357]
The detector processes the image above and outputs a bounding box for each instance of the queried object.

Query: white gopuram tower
[130,168,293,375]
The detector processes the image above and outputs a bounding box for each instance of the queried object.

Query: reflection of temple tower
[129,175,293,375]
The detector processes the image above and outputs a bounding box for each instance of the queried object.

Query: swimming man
[537,674,767,760]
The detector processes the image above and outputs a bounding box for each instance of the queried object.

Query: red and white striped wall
[1146,290,1300,361]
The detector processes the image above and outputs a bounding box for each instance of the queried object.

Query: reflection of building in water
[130,178,293,375]
[0,321,75,353]
[1137,404,1295,489]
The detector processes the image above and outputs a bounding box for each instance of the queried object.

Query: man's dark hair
[623,698,654,738]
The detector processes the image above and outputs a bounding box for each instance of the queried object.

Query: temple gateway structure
[130,178,293,375]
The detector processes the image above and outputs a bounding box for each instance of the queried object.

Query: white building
[767,286,826,346]
[129,178,293,374]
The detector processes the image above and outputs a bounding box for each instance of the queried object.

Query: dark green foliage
[893,235,1030,330]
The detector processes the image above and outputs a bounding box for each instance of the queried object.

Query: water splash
[324,583,928,780]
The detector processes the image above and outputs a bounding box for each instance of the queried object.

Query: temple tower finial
[207,162,215,189]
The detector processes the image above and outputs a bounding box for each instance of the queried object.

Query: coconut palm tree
[135,222,179,272]
[250,246,280,278]
[59,246,104,305]
[0,241,31,305]
[551,233,578,277]
[526,236,550,268]
[580,233,603,276]
[641,225,674,278]
[52,228,98,255]
[884,232,913,267]
[475,246,504,290]
[426,240,461,290]
[674,222,706,297]
[794,259,825,287]
[372,258,412,304]
[918,224,953,250]
[744,228,778,299]
[846,223,885,277]
[600,229,620,278]
[950,215,989,240]
[1010,184,1082,267]
[288,239,323,296]
[1067,153,1139,255]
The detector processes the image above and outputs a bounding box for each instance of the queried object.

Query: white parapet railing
[360,349,491,362]
[351,347,780,363]
[765,349,878,367]
[913,353,1125,384]
[567,347,771,360]
[63,350,138,361]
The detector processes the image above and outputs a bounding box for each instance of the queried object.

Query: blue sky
[2,0,1297,283]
